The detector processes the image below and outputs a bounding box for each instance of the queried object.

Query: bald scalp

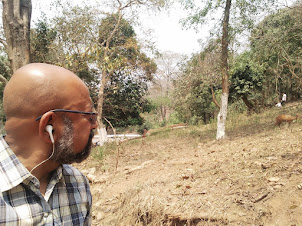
[3,63,87,120]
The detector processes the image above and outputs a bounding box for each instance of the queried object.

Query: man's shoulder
[59,165,92,207]
[61,164,89,185]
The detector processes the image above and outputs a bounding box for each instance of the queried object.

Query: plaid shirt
[0,136,92,225]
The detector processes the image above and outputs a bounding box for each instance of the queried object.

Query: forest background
[0,0,301,140]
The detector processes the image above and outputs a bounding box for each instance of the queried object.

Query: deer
[275,114,299,127]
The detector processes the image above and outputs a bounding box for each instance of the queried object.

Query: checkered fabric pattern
[0,136,92,225]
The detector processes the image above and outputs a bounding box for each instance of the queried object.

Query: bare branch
[280,49,302,88]
[211,86,220,109]
[0,38,7,49]
[0,74,8,85]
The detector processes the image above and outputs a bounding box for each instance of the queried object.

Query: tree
[30,17,57,64]
[95,10,157,144]
[150,51,184,123]
[229,51,264,113]
[215,0,231,140]
[98,15,156,128]
[174,73,218,124]
[51,5,99,77]
[50,3,157,145]
[173,42,221,124]
[1,0,32,75]
[250,3,302,102]
[181,0,284,139]
[103,72,150,128]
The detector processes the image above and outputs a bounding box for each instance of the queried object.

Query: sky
[137,5,208,56]
[31,0,207,57]
[31,0,296,57]
[137,0,297,56]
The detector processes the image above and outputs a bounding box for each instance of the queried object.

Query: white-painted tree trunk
[97,126,108,146]
[216,92,229,140]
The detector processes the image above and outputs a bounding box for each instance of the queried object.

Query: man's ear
[38,111,57,144]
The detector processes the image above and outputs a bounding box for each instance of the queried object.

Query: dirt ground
[74,108,302,225]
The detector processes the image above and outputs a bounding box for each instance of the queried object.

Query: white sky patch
[139,8,206,56]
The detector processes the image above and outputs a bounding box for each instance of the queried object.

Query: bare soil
[74,102,302,225]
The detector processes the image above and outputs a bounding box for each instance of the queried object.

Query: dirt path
[74,121,302,225]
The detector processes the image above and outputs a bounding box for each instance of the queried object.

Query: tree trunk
[2,0,32,73]
[97,69,108,146]
[96,10,124,146]
[217,92,228,139]
[216,0,231,140]
[241,95,255,112]
[160,104,167,122]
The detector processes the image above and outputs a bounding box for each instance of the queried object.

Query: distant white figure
[281,93,287,106]
[275,102,282,107]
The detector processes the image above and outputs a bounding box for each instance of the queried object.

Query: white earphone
[30,125,55,174]
[45,125,54,143]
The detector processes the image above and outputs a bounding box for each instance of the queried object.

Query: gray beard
[51,117,94,164]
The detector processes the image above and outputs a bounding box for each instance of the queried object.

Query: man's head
[3,63,98,165]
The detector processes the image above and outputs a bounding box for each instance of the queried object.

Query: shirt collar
[0,136,32,192]
[44,165,63,201]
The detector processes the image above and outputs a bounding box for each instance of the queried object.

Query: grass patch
[92,142,116,160]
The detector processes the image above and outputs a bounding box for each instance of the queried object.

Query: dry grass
[73,100,302,225]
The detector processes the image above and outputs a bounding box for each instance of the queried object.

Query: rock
[268,177,280,182]
[96,212,104,221]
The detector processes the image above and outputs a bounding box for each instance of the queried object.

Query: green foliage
[97,13,156,127]
[141,98,156,113]
[175,3,301,125]
[167,112,182,125]
[173,43,221,125]
[98,14,157,81]
[229,51,264,110]
[174,71,218,125]
[137,121,153,135]
[231,65,262,95]
[30,17,57,63]
[31,14,99,99]
[51,5,102,76]
[0,55,11,82]
[180,0,278,40]
[228,98,247,114]
[103,73,150,128]
[92,143,115,161]
[93,146,105,160]
[250,4,302,101]
[99,14,135,48]
[150,96,172,123]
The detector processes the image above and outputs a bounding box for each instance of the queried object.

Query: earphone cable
[30,143,55,174]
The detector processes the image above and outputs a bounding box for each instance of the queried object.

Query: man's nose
[91,120,98,130]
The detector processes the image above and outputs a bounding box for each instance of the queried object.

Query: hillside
[74,101,302,225]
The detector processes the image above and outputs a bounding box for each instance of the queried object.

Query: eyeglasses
[35,109,98,124]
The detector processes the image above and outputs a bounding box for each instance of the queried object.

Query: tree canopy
[250,3,302,101]
[173,2,301,125]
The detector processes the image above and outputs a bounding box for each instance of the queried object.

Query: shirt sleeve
[84,176,92,226]
[84,211,91,226]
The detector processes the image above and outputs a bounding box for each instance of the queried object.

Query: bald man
[0,63,98,225]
